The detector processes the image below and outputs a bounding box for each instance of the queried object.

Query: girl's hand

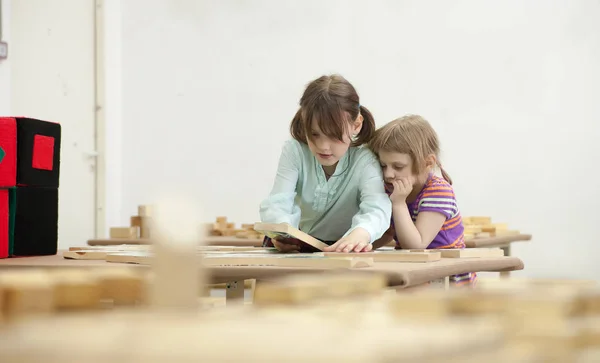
[390,178,413,205]
[272,236,301,253]
[324,228,372,253]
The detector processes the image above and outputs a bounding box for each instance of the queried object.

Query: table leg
[429,277,450,290]
[249,279,257,303]
[225,280,245,303]
[500,245,511,278]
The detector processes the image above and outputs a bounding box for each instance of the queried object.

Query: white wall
[107,0,600,280]
[0,0,10,114]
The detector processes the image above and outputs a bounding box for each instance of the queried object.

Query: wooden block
[449,289,516,315]
[389,290,451,320]
[138,205,153,217]
[0,271,55,317]
[253,222,329,251]
[480,225,497,233]
[221,229,237,236]
[49,270,102,309]
[254,275,330,305]
[504,290,580,335]
[494,230,520,237]
[463,216,492,225]
[226,222,235,229]
[110,227,138,239]
[140,216,152,238]
[254,271,386,305]
[575,290,600,316]
[463,226,482,234]
[493,223,508,231]
[475,232,491,238]
[323,251,441,262]
[216,216,227,224]
[438,248,504,258]
[325,271,387,297]
[130,216,142,228]
[241,224,255,230]
[198,296,226,309]
[91,269,147,305]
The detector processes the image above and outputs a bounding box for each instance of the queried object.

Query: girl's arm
[390,178,455,249]
[325,152,392,252]
[392,204,445,249]
[259,140,302,227]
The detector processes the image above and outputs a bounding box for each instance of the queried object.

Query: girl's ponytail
[437,161,453,185]
[354,105,375,146]
[289,108,305,142]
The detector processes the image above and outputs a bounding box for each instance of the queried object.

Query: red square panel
[0,118,17,187]
[32,135,55,171]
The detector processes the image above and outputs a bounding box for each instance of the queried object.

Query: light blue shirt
[259,139,392,243]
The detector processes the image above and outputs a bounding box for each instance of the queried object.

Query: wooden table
[465,234,531,277]
[0,253,524,300]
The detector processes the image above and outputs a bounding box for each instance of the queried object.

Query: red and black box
[0,117,61,258]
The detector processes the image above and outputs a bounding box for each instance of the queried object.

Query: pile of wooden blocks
[209,216,264,239]
[462,216,520,239]
[0,267,148,319]
[255,274,600,361]
[109,205,153,239]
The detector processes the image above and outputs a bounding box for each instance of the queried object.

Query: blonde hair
[369,115,452,184]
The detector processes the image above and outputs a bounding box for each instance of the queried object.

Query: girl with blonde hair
[370,115,476,286]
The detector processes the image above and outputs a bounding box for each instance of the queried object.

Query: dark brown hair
[369,115,453,184]
[290,74,375,147]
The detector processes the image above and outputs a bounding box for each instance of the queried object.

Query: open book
[253,223,329,252]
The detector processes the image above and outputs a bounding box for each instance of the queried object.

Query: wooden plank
[465,234,532,248]
[87,236,264,247]
[69,245,152,252]
[68,245,266,258]
[105,251,374,269]
[204,255,374,269]
[323,251,441,262]
[253,222,329,251]
[63,250,114,260]
[438,248,504,258]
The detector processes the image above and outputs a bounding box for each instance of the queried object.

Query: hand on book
[272,236,302,253]
[324,228,372,253]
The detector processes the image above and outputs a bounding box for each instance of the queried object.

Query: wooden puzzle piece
[253,222,329,251]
